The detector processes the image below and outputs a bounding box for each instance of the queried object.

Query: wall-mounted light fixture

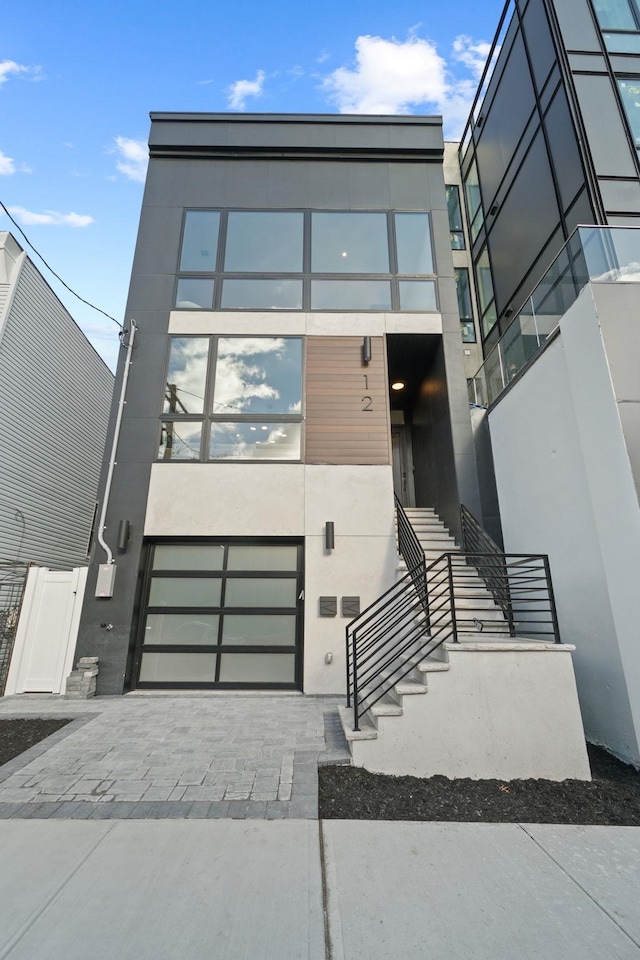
[117,520,130,553]
[325,521,335,551]
[362,336,372,365]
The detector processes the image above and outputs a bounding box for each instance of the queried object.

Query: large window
[464,161,485,243]
[476,248,498,338]
[593,0,640,30]
[455,268,476,342]
[160,336,303,462]
[136,540,303,689]
[174,209,438,312]
[617,78,640,149]
[446,186,466,249]
[594,0,640,51]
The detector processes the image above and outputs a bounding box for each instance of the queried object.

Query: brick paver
[0,693,350,819]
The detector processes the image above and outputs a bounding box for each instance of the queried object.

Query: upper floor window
[225,212,303,272]
[617,78,640,149]
[180,211,220,272]
[475,248,498,339]
[174,209,437,312]
[593,0,640,30]
[160,336,303,462]
[311,213,389,273]
[464,161,485,243]
[446,186,466,250]
[455,268,476,342]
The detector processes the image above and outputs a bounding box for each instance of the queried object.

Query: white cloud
[0,151,32,175]
[321,35,447,115]
[0,60,42,86]
[8,206,94,227]
[320,31,494,137]
[452,35,494,80]
[226,70,266,110]
[0,151,15,175]
[113,136,148,183]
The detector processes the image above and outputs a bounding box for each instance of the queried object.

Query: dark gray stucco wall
[411,342,460,536]
[74,114,479,693]
[469,407,503,546]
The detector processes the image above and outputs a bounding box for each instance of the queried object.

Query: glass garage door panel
[148,578,222,607]
[221,615,296,645]
[224,578,297,608]
[139,653,216,683]
[144,614,219,645]
[218,654,295,683]
[227,545,298,570]
[154,544,225,570]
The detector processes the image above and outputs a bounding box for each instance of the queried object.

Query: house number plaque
[362,375,373,411]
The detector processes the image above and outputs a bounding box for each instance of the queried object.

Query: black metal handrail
[426,552,561,643]
[395,495,428,617]
[346,542,561,730]
[346,555,456,730]
[460,504,516,633]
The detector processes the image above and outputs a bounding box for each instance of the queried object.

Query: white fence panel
[4,566,87,695]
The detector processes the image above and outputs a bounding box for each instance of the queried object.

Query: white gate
[3,567,87,695]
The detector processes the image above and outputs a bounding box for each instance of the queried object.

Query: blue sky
[1,0,504,369]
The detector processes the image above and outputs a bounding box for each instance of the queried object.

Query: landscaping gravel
[319,744,640,825]
[0,718,72,767]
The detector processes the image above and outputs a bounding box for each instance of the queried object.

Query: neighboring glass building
[458,0,640,766]
[460,0,640,352]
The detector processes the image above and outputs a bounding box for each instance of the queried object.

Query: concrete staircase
[398,507,508,635]
[338,505,591,780]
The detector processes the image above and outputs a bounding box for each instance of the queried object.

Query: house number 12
[362,375,373,411]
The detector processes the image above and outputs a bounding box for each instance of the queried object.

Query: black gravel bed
[0,718,72,767]
[319,744,640,825]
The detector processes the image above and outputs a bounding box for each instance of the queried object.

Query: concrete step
[416,659,450,675]
[338,705,377,740]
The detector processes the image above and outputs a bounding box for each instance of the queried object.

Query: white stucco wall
[488,284,640,764]
[168,310,443,337]
[145,462,397,695]
[351,643,590,781]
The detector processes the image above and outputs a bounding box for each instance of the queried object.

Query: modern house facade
[0,232,114,569]
[73,0,640,770]
[75,114,482,698]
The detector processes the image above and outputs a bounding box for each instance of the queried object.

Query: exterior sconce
[325,522,335,551]
[117,520,130,553]
[362,336,372,364]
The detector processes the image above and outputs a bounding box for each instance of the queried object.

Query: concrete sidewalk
[1,694,639,958]
[1,819,638,959]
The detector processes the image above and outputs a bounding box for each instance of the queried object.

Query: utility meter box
[95,563,116,598]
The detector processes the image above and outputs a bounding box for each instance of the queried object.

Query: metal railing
[459,504,560,642]
[346,506,561,730]
[346,558,453,731]
[468,226,640,409]
[460,503,515,634]
[0,562,30,696]
[395,495,428,616]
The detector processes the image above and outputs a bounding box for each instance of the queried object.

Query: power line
[0,199,123,330]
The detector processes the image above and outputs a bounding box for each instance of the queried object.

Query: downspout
[97,320,137,566]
